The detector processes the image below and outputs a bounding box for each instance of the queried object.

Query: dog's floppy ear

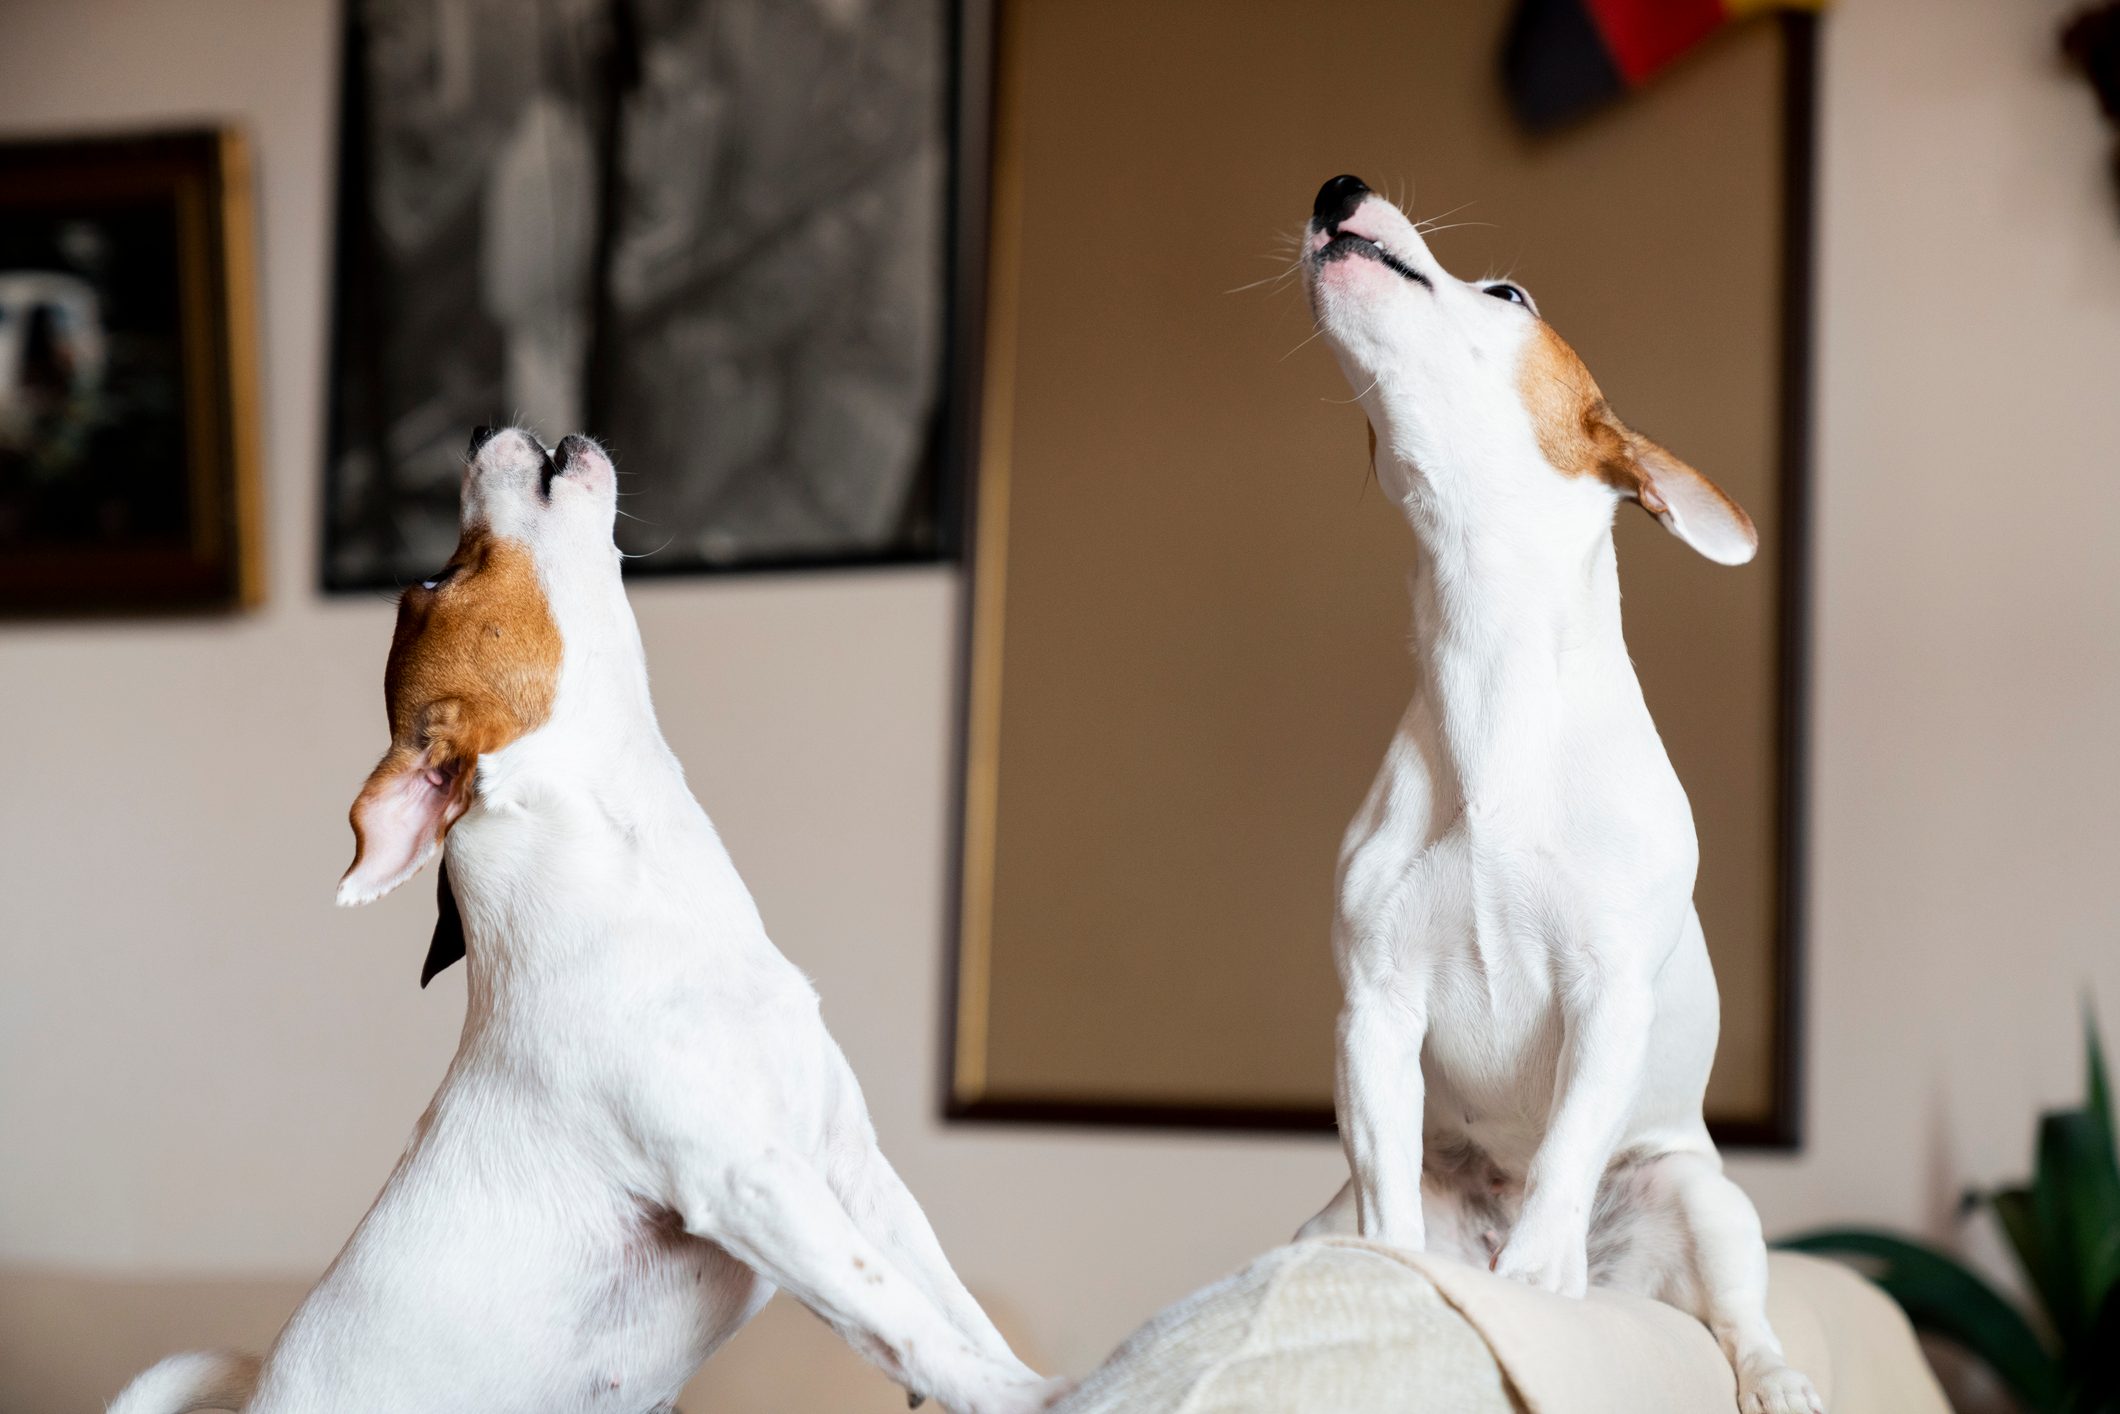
[1520,323,1758,566]
[1610,431,1758,567]
[336,727,476,907]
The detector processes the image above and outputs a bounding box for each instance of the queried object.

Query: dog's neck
[1379,436,1635,795]
[441,604,767,1012]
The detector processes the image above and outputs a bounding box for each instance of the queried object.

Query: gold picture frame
[0,129,263,614]
[947,1,1815,1146]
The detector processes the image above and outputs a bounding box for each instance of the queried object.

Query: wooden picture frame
[945,2,1816,1148]
[0,129,263,615]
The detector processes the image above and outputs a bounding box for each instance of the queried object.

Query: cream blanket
[1055,1239,1949,1413]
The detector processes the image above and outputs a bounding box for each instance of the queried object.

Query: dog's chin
[1306,299,1394,375]
[1313,247,1394,286]
[1310,260,1414,344]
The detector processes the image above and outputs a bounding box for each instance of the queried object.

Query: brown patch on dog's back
[348,531,562,855]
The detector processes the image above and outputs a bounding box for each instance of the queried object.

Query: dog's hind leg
[1596,1152,1823,1414]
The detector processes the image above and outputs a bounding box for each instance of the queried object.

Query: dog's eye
[1483,283,1530,307]
[419,565,459,593]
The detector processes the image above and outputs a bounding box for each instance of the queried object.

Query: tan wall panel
[964,0,1791,1126]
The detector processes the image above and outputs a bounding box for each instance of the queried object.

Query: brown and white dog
[1292,176,1821,1414]
[113,428,1065,1414]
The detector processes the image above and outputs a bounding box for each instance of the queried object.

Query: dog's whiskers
[1413,199,1478,233]
[1225,260,1306,296]
[1414,220,1496,239]
[1325,373,1381,406]
[1280,321,1329,361]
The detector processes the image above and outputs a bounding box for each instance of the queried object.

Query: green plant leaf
[2087,1000,2115,1155]
[2032,1108,2120,1348]
[1783,1228,2063,1410]
[1989,1184,2063,1335]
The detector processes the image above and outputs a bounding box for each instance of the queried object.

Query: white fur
[1292,189,1822,1414]
[113,431,1063,1414]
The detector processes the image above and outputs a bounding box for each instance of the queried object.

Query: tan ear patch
[1517,322,1757,564]
[341,531,561,896]
[378,531,561,766]
[1517,321,1638,495]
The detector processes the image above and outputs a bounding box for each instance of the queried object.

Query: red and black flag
[1504,0,1820,130]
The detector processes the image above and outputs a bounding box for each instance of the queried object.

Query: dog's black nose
[554,433,595,472]
[467,425,502,457]
[1314,174,1370,232]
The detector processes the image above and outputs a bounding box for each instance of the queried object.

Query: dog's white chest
[1370,818,1563,1111]
[1333,683,1695,1151]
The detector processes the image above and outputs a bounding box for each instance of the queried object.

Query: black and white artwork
[325,0,955,588]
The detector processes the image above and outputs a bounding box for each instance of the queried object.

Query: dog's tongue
[420,859,467,987]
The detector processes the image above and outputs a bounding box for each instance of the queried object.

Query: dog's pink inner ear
[1621,436,1759,567]
[337,748,470,907]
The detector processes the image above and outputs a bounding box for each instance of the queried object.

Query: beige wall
[1,0,2116,1407]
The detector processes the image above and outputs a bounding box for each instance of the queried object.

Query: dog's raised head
[1303,174,1756,566]
[336,425,628,907]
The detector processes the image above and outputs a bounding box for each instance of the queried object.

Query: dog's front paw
[1490,1227,1588,1299]
[1738,1363,1823,1414]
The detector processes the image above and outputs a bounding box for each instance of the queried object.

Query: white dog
[114,428,1063,1414]
[1292,176,1821,1414]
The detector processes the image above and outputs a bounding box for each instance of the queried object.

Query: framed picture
[947,1,1816,1146]
[323,0,972,590]
[0,130,263,615]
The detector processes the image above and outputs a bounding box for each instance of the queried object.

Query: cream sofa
[5,1241,1945,1412]
[1055,1239,1950,1414]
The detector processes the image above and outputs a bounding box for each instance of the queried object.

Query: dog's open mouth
[1316,233,1432,288]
